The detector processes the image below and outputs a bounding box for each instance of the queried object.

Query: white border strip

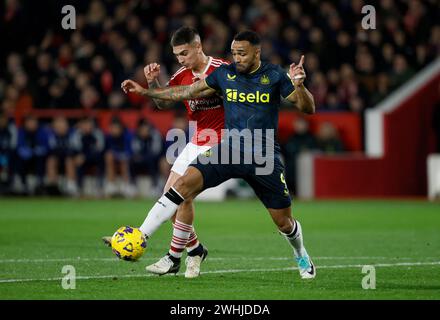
[365,110,384,157]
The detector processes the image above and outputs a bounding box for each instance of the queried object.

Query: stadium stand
[1,0,439,197]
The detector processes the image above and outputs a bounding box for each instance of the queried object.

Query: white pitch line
[0,256,437,263]
[0,261,439,284]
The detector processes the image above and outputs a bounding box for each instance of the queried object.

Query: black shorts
[190,142,291,209]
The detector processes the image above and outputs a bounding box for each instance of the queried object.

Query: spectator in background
[108,91,130,110]
[45,117,74,196]
[80,85,102,109]
[11,71,33,113]
[338,64,360,108]
[15,115,48,194]
[390,55,415,90]
[371,73,391,106]
[0,111,17,193]
[283,117,317,193]
[355,50,376,96]
[348,96,365,114]
[103,117,134,198]
[324,92,345,111]
[130,118,164,196]
[33,52,56,108]
[309,72,328,108]
[68,117,105,196]
[47,79,70,109]
[90,55,113,98]
[316,122,344,154]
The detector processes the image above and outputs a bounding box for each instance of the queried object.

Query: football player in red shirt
[114,27,228,278]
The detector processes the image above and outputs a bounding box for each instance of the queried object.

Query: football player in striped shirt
[108,27,228,278]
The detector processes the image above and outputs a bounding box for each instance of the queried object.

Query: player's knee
[172,167,203,200]
[163,172,179,193]
[173,176,194,200]
[276,217,293,234]
[181,198,193,207]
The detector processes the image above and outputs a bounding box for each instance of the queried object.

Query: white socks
[281,219,307,257]
[139,187,184,237]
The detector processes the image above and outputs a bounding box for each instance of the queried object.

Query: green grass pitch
[0,198,439,300]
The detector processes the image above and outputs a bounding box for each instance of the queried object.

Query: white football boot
[102,236,112,247]
[184,247,208,278]
[295,253,316,279]
[146,254,180,275]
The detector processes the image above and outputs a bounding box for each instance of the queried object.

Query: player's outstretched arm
[287,55,315,114]
[121,78,216,101]
[148,79,174,109]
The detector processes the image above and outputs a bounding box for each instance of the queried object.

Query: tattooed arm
[121,79,216,101]
[147,79,175,109]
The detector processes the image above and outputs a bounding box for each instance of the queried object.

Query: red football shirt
[167,57,229,146]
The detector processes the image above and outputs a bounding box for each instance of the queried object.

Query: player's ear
[255,46,261,59]
[195,41,202,53]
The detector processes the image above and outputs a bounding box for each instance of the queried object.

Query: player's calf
[279,219,316,279]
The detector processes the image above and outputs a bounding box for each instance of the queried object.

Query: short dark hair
[170,27,200,46]
[233,30,261,45]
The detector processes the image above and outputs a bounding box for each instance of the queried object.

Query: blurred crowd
[0,111,188,197]
[0,109,343,197]
[1,0,439,115]
[1,0,439,196]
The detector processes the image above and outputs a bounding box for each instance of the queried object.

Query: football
[111,226,147,261]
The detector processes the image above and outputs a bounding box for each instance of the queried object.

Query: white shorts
[171,142,212,176]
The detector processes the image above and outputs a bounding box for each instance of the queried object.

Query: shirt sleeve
[278,66,295,99]
[205,66,222,91]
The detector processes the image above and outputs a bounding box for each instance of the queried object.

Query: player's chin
[236,64,246,73]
